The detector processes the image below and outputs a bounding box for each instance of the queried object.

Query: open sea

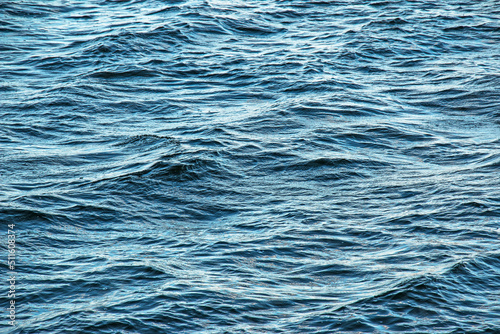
[1,0,500,333]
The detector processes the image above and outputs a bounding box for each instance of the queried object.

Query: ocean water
[1,0,500,333]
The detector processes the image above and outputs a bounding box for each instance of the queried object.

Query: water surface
[1,0,500,333]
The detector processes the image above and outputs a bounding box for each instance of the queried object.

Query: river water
[1,0,500,333]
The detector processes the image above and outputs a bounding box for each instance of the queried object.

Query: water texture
[1,0,500,333]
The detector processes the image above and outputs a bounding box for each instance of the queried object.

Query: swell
[297,252,500,332]
[2,0,500,333]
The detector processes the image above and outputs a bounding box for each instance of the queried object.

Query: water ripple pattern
[1,0,500,333]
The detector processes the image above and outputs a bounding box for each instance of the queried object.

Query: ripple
[2,0,500,333]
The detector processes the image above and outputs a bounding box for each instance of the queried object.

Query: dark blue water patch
[2,0,500,333]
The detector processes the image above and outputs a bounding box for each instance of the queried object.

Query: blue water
[1,0,500,333]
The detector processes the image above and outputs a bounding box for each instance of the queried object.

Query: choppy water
[1,0,500,333]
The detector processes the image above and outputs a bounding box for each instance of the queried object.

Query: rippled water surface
[1,0,500,333]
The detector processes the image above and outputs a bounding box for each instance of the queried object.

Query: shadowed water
[1,0,500,333]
